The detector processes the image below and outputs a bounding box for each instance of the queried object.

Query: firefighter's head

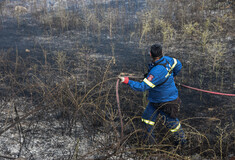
[150,44,163,60]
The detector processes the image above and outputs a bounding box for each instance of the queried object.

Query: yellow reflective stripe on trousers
[170,123,181,132]
[165,58,177,78]
[141,118,155,126]
[143,78,156,88]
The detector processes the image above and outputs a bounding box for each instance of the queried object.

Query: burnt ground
[0,0,235,160]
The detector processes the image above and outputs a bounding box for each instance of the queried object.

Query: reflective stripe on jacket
[128,56,182,103]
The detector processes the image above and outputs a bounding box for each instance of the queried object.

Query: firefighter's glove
[118,76,129,84]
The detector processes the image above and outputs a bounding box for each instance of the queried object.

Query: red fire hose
[177,83,235,97]
[116,79,124,140]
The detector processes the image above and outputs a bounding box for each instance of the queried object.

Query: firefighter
[119,44,186,145]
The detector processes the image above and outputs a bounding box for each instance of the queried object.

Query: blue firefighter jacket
[128,56,182,103]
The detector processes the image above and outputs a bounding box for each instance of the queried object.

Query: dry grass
[0,45,234,159]
[0,0,234,159]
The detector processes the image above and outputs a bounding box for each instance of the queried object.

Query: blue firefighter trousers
[141,101,186,145]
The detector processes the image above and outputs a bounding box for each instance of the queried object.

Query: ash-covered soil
[0,0,234,160]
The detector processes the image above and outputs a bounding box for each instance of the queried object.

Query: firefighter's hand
[118,76,129,84]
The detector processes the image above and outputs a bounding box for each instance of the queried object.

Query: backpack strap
[164,58,177,78]
[153,58,165,66]
[151,58,177,87]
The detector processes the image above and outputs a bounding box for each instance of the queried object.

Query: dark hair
[150,44,162,58]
